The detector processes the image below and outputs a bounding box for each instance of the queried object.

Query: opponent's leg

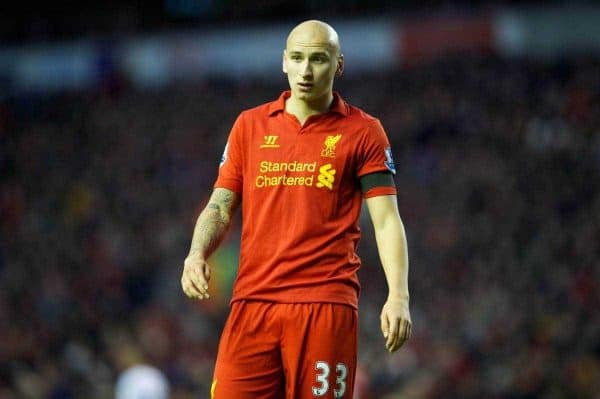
[279,303,357,399]
[212,301,285,399]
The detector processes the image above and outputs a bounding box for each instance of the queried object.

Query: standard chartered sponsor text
[256,175,315,187]
[259,161,316,173]
[256,161,317,188]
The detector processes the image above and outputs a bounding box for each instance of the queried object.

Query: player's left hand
[380,297,412,352]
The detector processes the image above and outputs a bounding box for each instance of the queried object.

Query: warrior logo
[260,135,280,148]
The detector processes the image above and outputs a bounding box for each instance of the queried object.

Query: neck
[285,92,334,125]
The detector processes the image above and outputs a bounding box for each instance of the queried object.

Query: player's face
[283,44,341,103]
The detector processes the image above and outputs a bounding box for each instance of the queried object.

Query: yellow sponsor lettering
[259,161,269,173]
[258,161,316,173]
[255,160,323,188]
[316,163,336,190]
[255,174,315,188]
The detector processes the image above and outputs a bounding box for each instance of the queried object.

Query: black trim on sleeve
[359,172,395,193]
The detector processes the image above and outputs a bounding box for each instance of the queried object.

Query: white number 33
[312,361,348,398]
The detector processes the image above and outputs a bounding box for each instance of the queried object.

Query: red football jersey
[215,91,396,309]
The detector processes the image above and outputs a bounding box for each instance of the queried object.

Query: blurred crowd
[0,0,559,46]
[1,54,599,398]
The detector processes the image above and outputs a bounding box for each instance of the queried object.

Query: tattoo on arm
[189,189,240,259]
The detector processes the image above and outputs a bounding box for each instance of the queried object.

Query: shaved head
[286,20,341,56]
[282,19,344,114]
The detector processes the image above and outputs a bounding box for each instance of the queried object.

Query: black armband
[359,171,395,193]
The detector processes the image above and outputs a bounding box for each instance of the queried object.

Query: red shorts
[211,301,358,399]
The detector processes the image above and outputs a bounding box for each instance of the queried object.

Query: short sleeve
[214,113,244,193]
[356,119,397,177]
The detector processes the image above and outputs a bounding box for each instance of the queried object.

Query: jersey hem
[364,186,397,198]
[230,292,359,310]
[357,166,394,178]
[214,180,242,193]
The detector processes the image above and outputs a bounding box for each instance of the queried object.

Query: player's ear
[282,50,288,74]
[336,54,344,77]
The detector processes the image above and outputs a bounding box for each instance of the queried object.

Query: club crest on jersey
[384,147,396,174]
[219,142,229,167]
[260,135,280,148]
[321,134,342,158]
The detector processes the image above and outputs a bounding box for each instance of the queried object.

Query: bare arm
[181,188,241,300]
[366,194,412,352]
[189,188,240,259]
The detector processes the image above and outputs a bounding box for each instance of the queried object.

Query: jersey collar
[267,90,349,117]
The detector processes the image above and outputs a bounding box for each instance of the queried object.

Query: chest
[246,122,359,191]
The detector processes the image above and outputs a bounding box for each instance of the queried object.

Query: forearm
[188,188,239,259]
[189,206,230,259]
[367,195,412,350]
[373,215,410,301]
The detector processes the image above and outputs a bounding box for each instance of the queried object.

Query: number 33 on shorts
[312,361,348,398]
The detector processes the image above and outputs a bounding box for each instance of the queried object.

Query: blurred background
[1,1,599,398]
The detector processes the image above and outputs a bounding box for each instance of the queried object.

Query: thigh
[212,301,285,399]
[279,303,358,399]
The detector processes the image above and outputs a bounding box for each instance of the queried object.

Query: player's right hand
[181,254,211,300]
